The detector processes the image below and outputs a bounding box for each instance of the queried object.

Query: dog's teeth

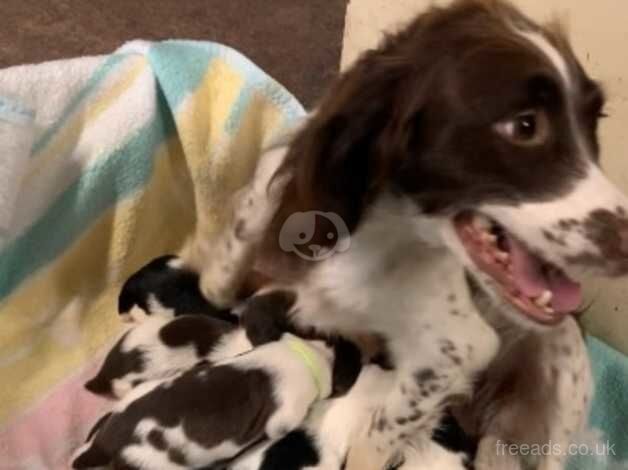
[495,251,510,263]
[543,306,556,314]
[481,232,497,244]
[472,214,492,231]
[534,290,553,307]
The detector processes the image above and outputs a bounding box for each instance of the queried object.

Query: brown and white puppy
[84,314,250,399]
[73,333,362,470]
[228,366,474,470]
[85,288,313,400]
[188,1,628,469]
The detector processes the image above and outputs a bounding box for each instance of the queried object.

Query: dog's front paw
[200,268,237,309]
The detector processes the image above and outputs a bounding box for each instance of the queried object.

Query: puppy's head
[118,255,180,316]
[329,337,363,397]
[276,0,628,329]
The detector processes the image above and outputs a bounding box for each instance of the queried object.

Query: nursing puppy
[118,255,237,324]
[86,289,304,399]
[229,364,394,470]
[229,366,473,470]
[73,333,362,470]
[84,314,250,399]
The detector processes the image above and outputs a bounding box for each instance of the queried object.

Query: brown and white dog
[186,1,628,469]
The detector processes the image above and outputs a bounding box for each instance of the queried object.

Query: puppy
[119,255,237,324]
[229,365,475,470]
[84,314,251,399]
[73,333,362,470]
[228,364,394,470]
[187,0,628,468]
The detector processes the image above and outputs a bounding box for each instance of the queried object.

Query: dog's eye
[494,109,550,146]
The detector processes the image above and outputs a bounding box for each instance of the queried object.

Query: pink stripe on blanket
[0,358,111,469]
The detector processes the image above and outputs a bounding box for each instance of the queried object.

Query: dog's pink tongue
[508,236,582,314]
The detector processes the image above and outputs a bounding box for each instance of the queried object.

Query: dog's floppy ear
[278,45,428,234]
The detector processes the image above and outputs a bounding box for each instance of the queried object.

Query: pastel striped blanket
[0,40,304,469]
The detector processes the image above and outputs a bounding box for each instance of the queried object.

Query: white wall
[342,0,628,353]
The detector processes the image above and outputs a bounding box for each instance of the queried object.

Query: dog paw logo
[279,211,351,261]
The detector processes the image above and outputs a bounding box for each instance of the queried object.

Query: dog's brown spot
[558,219,580,231]
[168,448,187,466]
[234,219,246,240]
[407,411,423,422]
[543,229,566,246]
[447,294,456,302]
[576,209,628,274]
[450,309,460,316]
[550,366,559,381]
[561,345,572,356]
[396,417,408,425]
[147,429,167,450]
[415,368,436,384]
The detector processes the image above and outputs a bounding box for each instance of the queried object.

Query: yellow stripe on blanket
[0,136,194,421]
[178,59,287,238]
[23,56,148,182]
[177,58,244,172]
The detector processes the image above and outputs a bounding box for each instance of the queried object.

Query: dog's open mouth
[454,211,582,325]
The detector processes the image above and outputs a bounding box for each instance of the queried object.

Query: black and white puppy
[73,333,362,470]
[84,314,251,399]
[86,289,308,400]
[118,255,237,324]
[229,366,473,470]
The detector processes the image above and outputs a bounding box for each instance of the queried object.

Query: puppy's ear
[72,435,111,469]
[330,338,363,397]
[240,290,297,346]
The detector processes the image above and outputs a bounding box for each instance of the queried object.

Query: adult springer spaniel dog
[185,1,628,469]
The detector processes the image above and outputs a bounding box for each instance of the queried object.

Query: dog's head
[277,0,628,328]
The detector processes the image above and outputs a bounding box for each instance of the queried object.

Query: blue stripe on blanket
[568,336,628,469]
[148,41,305,135]
[31,54,127,156]
[0,91,176,301]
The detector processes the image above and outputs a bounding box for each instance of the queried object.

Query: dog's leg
[537,326,593,470]
[183,145,289,308]
[345,367,460,470]
[473,319,592,470]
